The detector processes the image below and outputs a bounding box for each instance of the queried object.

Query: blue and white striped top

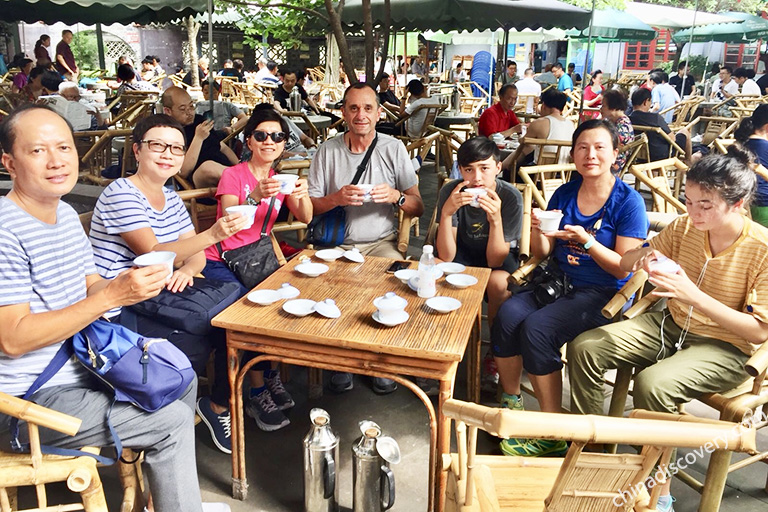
[0,198,92,396]
[90,178,194,280]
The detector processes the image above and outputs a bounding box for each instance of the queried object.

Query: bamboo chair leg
[0,488,14,512]
[699,450,732,512]
[72,467,108,512]
[308,368,323,399]
[605,367,633,454]
[118,449,145,512]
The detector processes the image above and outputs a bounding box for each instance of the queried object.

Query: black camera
[532,268,573,306]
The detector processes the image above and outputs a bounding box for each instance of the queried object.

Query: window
[724,42,760,70]
[623,29,675,70]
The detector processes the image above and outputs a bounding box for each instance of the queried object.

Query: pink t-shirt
[204,162,285,262]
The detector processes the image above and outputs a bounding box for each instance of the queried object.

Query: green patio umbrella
[567,8,656,42]
[673,12,767,43]
[2,0,206,24]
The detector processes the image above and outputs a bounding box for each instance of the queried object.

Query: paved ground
[13,163,768,511]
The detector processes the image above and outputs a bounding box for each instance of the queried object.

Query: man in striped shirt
[0,105,220,512]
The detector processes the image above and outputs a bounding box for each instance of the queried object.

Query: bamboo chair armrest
[755,164,768,182]
[0,391,81,436]
[624,293,663,319]
[745,342,768,378]
[602,270,648,319]
[176,187,217,201]
[659,102,681,116]
[508,256,544,287]
[397,212,415,256]
[221,125,244,146]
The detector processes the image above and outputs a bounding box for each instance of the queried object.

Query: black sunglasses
[251,130,287,143]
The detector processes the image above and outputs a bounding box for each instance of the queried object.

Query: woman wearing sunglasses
[202,105,312,433]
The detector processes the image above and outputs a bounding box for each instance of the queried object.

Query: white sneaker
[202,503,232,512]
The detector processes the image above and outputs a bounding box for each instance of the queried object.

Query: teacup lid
[314,298,341,318]
[278,282,300,299]
[375,292,407,310]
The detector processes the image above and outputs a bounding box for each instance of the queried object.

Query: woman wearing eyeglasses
[201,105,312,433]
[90,113,250,453]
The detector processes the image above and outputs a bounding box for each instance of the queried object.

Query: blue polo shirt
[557,73,574,92]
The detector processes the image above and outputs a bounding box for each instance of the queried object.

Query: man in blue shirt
[649,72,680,124]
[553,63,573,92]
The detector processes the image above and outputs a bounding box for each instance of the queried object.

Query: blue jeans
[202,259,249,297]
[491,287,615,375]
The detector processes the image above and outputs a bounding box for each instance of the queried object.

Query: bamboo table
[212,252,490,511]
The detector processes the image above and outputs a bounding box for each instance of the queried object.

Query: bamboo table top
[212,251,491,363]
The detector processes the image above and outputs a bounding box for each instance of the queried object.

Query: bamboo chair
[504,139,572,181]
[683,116,739,148]
[601,272,768,511]
[661,96,703,130]
[0,391,109,511]
[631,125,686,161]
[617,133,649,179]
[283,111,321,142]
[77,129,135,185]
[395,103,447,141]
[442,399,756,512]
[713,138,735,155]
[517,163,576,210]
[628,159,688,213]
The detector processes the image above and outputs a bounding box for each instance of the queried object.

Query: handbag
[10,319,195,464]
[306,135,379,246]
[218,196,280,290]
[126,278,241,336]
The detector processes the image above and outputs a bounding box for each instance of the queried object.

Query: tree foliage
[71,31,99,72]
[220,0,326,50]
[560,0,764,14]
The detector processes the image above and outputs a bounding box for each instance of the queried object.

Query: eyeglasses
[251,130,287,143]
[140,140,186,156]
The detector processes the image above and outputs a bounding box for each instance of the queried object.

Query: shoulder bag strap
[350,134,379,186]
[217,195,278,256]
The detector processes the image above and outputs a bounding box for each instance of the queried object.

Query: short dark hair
[342,82,380,106]
[223,59,233,66]
[687,146,756,207]
[602,89,627,111]
[266,61,278,72]
[568,62,575,69]
[572,119,620,150]
[380,72,390,81]
[202,80,221,91]
[631,87,652,107]
[733,67,750,79]
[456,62,463,69]
[233,59,244,71]
[506,60,516,67]
[720,65,733,75]
[457,136,500,167]
[40,70,63,93]
[541,88,567,111]
[552,63,564,71]
[0,104,72,154]
[406,79,424,95]
[677,60,688,70]
[498,83,517,97]
[17,58,33,69]
[117,64,136,82]
[62,29,73,36]
[141,58,153,66]
[244,103,290,140]
[650,72,665,85]
[29,65,47,81]
[132,114,185,146]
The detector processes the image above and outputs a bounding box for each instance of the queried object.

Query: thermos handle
[323,454,336,500]
[380,465,395,510]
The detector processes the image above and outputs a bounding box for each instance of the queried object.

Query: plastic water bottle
[417,245,436,298]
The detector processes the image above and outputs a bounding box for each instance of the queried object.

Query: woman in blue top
[734,103,768,227]
[492,119,649,457]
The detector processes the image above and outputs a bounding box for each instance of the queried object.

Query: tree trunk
[362,0,374,82]
[324,33,340,85]
[184,15,201,88]
[325,0,358,84]
[373,0,391,84]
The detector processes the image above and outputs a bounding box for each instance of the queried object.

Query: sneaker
[481,352,500,393]
[372,377,397,394]
[416,377,439,396]
[196,397,232,454]
[264,372,295,411]
[500,392,524,411]
[329,372,354,393]
[656,495,676,512]
[499,438,568,457]
[246,389,290,431]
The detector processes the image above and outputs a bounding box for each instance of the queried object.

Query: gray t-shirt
[196,100,243,131]
[436,178,523,260]
[0,198,92,395]
[309,133,418,244]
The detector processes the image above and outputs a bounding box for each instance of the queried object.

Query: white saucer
[426,296,462,313]
[446,274,478,289]
[343,249,365,263]
[314,299,341,318]
[315,249,344,262]
[437,262,466,275]
[373,310,409,326]
[277,283,300,299]
[247,289,281,306]
[295,262,329,277]
[407,270,444,292]
[394,268,417,284]
[282,299,317,317]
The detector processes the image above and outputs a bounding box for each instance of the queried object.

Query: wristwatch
[396,193,406,207]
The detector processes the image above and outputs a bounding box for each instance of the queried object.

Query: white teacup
[537,210,564,234]
[225,205,258,229]
[373,292,407,322]
[464,187,487,208]
[274,174,299,194]
[133,251,176,280]
[357,183,374,203]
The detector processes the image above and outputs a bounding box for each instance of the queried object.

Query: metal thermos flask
[351,420,401,512]
[451,88,462,114]
[290,86,303,112]
[303,408,339,512]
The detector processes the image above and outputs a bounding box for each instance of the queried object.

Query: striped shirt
[0,198,92,396]
[90,178,194,280]
[649,215,768,355]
